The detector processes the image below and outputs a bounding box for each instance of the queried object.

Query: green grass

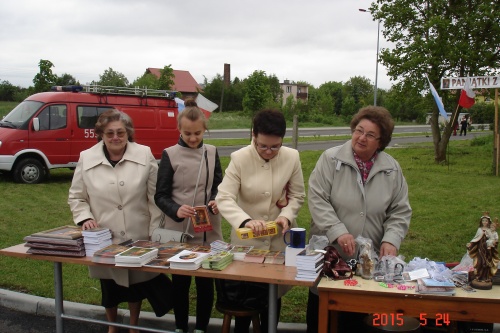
[1,135,499,323]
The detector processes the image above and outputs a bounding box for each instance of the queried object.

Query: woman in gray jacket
[306,106,412,333]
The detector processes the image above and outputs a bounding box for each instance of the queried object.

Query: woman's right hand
[244,220,267,234]
[82,219,98,230]
[177,205,196,219]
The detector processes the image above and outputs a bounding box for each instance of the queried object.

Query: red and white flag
[458,77,475,108]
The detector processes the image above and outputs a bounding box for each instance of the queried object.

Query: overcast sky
[0,0,394,90]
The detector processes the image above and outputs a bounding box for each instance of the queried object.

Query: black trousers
[172,274,214,332]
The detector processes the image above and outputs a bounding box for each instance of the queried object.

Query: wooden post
[292,115,298,149]
[495,89,499,176]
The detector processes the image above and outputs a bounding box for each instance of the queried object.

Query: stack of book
[138,240,192,269]
[92,243,130,264]
[168,249,211,270]
[415,278,456,296]
[230,245,254,261]
[295,249,324,281]
[114,246,158,267]
[82,228,112,256]
[210,240,234,253]
[24,225,85,257]
[201,251,234,270]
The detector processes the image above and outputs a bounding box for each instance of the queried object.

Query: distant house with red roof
[145,68,202,99]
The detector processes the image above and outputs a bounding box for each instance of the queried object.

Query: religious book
[82,227,111,239]
[243,249,269,263]
[201,251,234,270]
[23,235,84,246]
[114,246,158,267]
[190,205,213,233]
[295,249,323,271]
[210,240,234,252]
[30,225,83,240]
[263,251,285,265]
[27,247,86,257]
[92,244,130,265]
[190,245,212,253]
[24,242,85,252]
[168,250,210,270]
[155,241,192,259]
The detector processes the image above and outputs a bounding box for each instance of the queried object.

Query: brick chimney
[224,63,231,87]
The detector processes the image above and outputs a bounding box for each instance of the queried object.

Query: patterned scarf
[353,150,378,185]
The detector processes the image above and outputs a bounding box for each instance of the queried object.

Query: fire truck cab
[0,85,180,183]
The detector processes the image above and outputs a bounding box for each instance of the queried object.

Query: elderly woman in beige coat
[216,109,305,333]
[68,109,169,333]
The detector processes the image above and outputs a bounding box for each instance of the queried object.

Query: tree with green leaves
[55,73,79,86]
[158,65,175,90]
[242,70,272,113]
[133,73,159,89]
[33,59,57,93]
[98,67,129,87]
[371,0,500,162]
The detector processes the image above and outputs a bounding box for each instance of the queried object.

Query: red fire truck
[0,85,180,183]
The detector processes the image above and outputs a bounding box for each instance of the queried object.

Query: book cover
[25,242,85,252]
[190,245,212,253]
[115,246,158,261]
[27,247,86,257]
[230,245,254,261]
[155,242,192,259]
[263,251,285,265]
[190,206,213,233]
[210,240,233,252]
[421,278,455,287]
[23,235,84,246]
[295,249,323,262]
[143,258,170,269]
[416,279,456,295]
[168,250,210,270]
[243,249,269,263]
[31,225,82,240]
[92,244,130,264]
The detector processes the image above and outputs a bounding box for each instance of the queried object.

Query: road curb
[0,288,306,332]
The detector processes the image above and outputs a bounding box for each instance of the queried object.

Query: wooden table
[318,277,500,333]
[1,244,315,333]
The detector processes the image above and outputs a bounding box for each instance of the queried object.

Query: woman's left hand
[275,216,290,234]
[208,200,218,214]
[379,242,397,258]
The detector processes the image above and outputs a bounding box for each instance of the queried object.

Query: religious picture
[190,205,213,233]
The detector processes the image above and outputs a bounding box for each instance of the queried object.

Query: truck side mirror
[33,117,40,131]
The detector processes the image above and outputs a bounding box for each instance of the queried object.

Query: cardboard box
[285,245,306,266]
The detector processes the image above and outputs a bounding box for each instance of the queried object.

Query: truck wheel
[13,158,47,184]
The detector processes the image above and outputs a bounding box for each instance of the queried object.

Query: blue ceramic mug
[283,227,306,248]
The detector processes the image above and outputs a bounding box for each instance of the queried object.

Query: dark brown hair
[350,106,394,151]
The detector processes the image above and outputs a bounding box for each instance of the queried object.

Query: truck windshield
[0,101,44,129]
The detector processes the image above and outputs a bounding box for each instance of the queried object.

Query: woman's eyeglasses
[104,130,127,138]
[255,142,282,151]
[352,128,380,141]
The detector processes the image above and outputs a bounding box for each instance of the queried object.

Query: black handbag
[215,279,269,310]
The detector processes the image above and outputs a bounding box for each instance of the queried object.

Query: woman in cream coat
[68,109,168,333]
[216,109,305,333]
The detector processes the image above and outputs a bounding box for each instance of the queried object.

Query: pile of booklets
[24,225,85,257]
[201,251,234,270]
[210,240,234,253]
[168,249,211,270]
[92,243,130,264]
[230,245,254,261]
[82,228,112,256]
[295,249,324,281]
[114,246,158,267]
[415,278,456,296]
